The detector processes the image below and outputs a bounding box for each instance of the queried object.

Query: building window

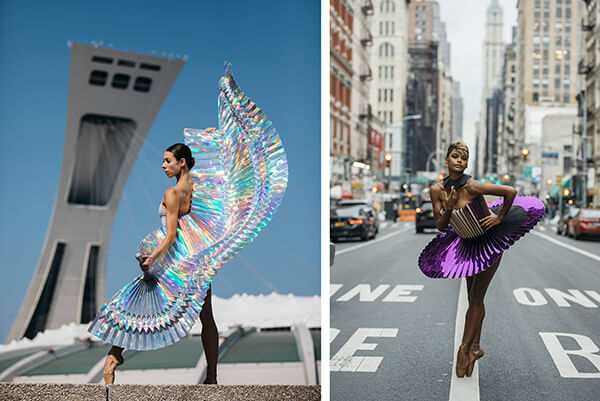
[555,36,562,46]
[89,70,107,86]
[543,66,548,75]
[563,79,570,89]
[533,92,539,102]
[389,112,393,123]
[112,74,130,89]
[564,64,570,74]
[542,37,550,46]
[542,79,548,88]
[555,64,561,74]
[379,43,394,57]
[554,78,561,89]
[378,89,382,102]
[533,79,540,88]
[563,94,569,102]
[565,8,571,18]
[556,7,562,18]
[381,0,395,13]
[390,66,394,79]
[390,89,393,102]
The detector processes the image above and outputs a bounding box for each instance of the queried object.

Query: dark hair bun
[166,143,195,170]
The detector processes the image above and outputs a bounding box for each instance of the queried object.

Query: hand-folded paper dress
[418,191,545,279]
[87,62,288,350]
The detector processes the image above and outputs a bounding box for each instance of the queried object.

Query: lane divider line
[449,279,480,401]
[335,226,411,256]
[531,231,600,262]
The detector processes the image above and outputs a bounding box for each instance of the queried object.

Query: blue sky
[0,0,320,341]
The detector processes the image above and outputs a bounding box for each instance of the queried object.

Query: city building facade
[370,0,411,188]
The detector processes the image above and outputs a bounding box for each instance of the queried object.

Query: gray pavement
[330,220,600,401]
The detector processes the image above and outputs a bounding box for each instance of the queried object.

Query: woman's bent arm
[141,189,179,269]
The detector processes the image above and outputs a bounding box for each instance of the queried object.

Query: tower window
[134,77,152,92]
[89,70,108,86]
[112,73,130,89]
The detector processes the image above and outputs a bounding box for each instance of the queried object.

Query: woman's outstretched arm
[141,188,180,271]
[467,181,517,230]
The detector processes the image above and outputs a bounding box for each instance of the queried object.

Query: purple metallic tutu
[418,195,546,278]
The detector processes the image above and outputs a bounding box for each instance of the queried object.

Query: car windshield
[335,205,367,217]
[568,208,580,217]
[581,209,600,218]
[419,202,432,211]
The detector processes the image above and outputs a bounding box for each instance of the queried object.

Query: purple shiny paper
[418,196,546,279]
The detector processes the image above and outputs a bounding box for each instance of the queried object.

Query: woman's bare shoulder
[430,182,444,195]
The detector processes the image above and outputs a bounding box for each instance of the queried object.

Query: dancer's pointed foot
[466,343,484,377]
[103,347,124,384]
[455,343,470,378]
[203,375,218,384]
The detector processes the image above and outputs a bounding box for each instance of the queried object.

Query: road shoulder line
[335,226,410,256]
[531,231,600,262]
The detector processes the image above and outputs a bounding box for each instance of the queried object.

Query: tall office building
[515,0,583,192]
[477,0,505,178]
[330,0,354,185]
[370,0,410,184]
[452,81,464,141]
[580,0,599,206]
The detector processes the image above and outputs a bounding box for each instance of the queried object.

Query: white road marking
[539,332,600,378]
[330,328,398,372]
[330,284,343,298]
[531,231,600,262]
[330,328,340,343]
[544,289,598,308]
[335,226,411,256]
[513,287,548,306]
[449,279,480,401]
[336,284,390,302]
[382,285,424,302]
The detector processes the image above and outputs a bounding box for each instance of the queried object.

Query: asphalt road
[330,219,600,401]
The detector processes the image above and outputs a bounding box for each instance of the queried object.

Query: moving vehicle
[567,208,600,240]
[556,207,579,236]
[415,200,436,233]
[330,202,378,242]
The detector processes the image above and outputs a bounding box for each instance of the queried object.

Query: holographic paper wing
[88,62,288,350]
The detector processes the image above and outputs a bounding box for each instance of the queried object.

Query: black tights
[200,286,219,381]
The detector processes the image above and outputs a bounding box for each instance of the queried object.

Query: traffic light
[384,153,392,168]
[556,173,562,186]
[521,147,529,161]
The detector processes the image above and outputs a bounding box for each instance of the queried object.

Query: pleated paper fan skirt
[88,62,287,350]
[418,196,546,279]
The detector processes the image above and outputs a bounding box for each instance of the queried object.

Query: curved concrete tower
[5,43,184,342]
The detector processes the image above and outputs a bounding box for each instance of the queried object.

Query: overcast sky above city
[439,0,518,157]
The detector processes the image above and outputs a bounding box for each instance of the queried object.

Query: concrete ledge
[0,383,320,401]
[0,383,106,401]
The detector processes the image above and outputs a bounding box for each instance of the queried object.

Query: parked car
[557,207,579,236]
[415,200,436,233]
[330,203,378,242]
[567,208,600,240]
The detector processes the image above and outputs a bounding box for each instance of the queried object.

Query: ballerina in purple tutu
[419,141,545,378]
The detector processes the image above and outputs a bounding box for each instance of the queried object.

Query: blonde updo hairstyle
[446,141,469,158]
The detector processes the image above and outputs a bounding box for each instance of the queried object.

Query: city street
[330,221,600,401]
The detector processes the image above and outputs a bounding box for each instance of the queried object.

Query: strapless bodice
[448,195,491,238]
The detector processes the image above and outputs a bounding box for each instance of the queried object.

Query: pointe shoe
[466,343,484,377]
[455,343,470,378]
[103,353,124,384]
[203,376,218,384]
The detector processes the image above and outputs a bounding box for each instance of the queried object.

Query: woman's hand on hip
[479,211,502,230]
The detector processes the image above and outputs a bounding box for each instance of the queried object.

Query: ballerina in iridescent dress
[102,140,219,385]
[423,141,544,377]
